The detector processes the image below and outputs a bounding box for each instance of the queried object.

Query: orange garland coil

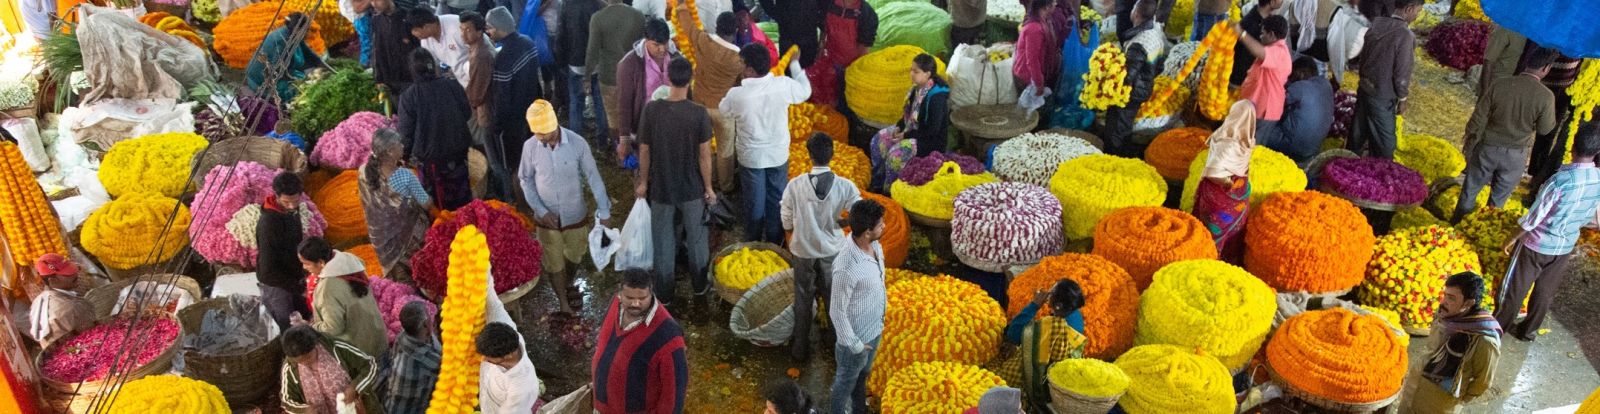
[815,105,851,144]
[0,142,67,267]
[348,243,385,277]
[1134,259,1277,371]
[870,275,1007,395]
[284,0,353,45]
[1091,206,1218,290]
[1008,253,1140,359]
[213,2,328,69]
[1196,21,1239,121]
[139,12,205,49]
[310,170,369,246]
[1244,191,1376,293]
[786,140,871,189]
[845,192,909,268]
[1143,127,1211,180]
[1266,308,1408,404]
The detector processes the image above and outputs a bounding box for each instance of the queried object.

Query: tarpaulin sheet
[1483,0,1600,58]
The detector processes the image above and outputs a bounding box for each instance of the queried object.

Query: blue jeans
[565,71,608,139]
[738,164,787,243]
[1192,12,1228,41]
[830,337,879,414]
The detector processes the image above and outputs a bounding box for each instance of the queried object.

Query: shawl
[298,345,353,414]
[357,163,430,282]
[1202,100,1257,180]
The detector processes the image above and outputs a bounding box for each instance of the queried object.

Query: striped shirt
[28,288,94,348]
[384,334,441,414]
[1519,163,1600,255]
[829,240,886,354]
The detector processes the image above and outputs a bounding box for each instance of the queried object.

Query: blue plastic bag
[1050,21,1100,130]
[517,0,556,66]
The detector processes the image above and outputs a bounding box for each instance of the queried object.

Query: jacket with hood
[615,40,678,138]
[780,167,863,259]
[1356,15,1414,101]
[311,251,389,359]
[256,196,307,291]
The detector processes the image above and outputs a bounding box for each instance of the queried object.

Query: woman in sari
[1194,100,1256,262]
[870,54,950,192]
[992,279,1087,412]
[357,128,433,282]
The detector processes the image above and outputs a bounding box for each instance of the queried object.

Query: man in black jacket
[399,49,476,210]
[258,172,311,329]
[560,0,607,139]
[371,0,417,98]
[758,0,821,67]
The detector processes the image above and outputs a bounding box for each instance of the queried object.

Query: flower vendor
[1235,16,1291,125]
[965,386,1023,414]
[636,59,716,308]
[830,200,889,414]
[996,279,1086,412]
[1193,100,1257,260]
[1497,125,1600,340]
[781,134,862,362]
[587,0,648,140]
[371,0,415,95]
[1013,0,1060,101]
[669,1,741,137]
[461,11,498,146]
[721,43,812,244]
[27,254,92,349]
[592,270,689,413]
[894,54,951,158]
[1229,0,1284,84]
[407,9,472,89]
[1477,25,1528,96]
[386,301,442,414]
[614,19,676,163]
[812,0,878,106]
[1325,0,1368,85]
[398,48,475,210]
[1453,48,1559,223]
[260,172,315,329]
[478,322,542,414]
[520,100,613,313]
[247,12,325,103]
[1258,57,1335,163]
[487,5,545,197]
[756,0,821,67]
[1345,0,1421,159]
[359,128,433,282]
[1103,39,1160,156]
[762,378,817,413]
[298,238,388,359]
[279,325,383,414]
[1399,272,1503,414]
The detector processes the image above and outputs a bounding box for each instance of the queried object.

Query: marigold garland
[889,161,1000,220]
[881,362,1006,413]
[426,225,490,414]
[715,247,788,290]
[1091,207,1218,290]
[1426,184,1524,219]
[1049,155,1167,240]
[99,132,210,198]
[871,276,1006,395]
[845,192,910,267]
[1164,0,1195,38]
[310,170,368,245]
[1114,344,1236,414]
[1394,119,1465,184]
[1136,76,1190,120]
[1393,206,1447,231]
[1454,206,1529,312]
[815,105,851,144]
[1197,21,1238,120]
[991,132,1100,187]
[951,182,1063,271]
[786,102,823,141]
[1358,226,1480,330]
[283,0,352,45]
[668,0,699,66]
[884,268,930,287]
[1566,59,1600,163]
[311,112,390,170]
[1244,191,1376,293]
[1079,43,1132,111]
[1143,127,1211,180]
[1577,387,1600,414]
[1134,259,1276,371]
[771,45,800,75]
[1266,308,1408,404]
[348,243,384,277]
[0,142,68,267]
[105,374,229,413]
[213,2,328,69]
[786,141,871,188]
[846,45,947,126]
[412,200,543,296]
[1048,358,1130,399]
[1452,0,1490,23]
[1008,253,1140,359]
[81,193,192,270]
[138,13,206,49]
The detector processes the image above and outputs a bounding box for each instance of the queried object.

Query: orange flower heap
[871,276,1006,395]
[213,2,328,69]
[844,192,908,267]
[1245,191,1375,293]
[427,225,491,414]
[1092,207,1218,290]
[0,142,67,267]
[348,243,384,277]
[1266,308,1408,405]
[1143,127,1211,180]
[1135,259,1276,371]
[787,140,870,188]
[310,170,368,246]
[1008,254,1140,359]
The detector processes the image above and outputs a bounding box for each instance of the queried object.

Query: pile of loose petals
[714,248,789,290]
[1135,259,1277,371]
[1008,253,1140,359]
[1266,309,1408,404]
[1358,225,1480,330]
[412,200,543,296]
[427,225,490,413]
[896,152,986,186]
[1245,191,1376,294]
[1320,157,1429,207]
[1091,207,1218,290]
[1394,122,1465,184]
[42,316,180,383]
[871,276,1006,394]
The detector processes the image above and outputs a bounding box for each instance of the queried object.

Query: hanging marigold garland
[1091,206,1218,290]
[426,225,491,414]
[0,142,67,270]
[1008,253,1141,359]
[1079,43,1131,111]
[1134,259,1276,372]
[1266,308,1408,404]
[1196,21,1239,120]
[138,12,206,49]
[1244,191,1376,293]
[1565,59,1600,163]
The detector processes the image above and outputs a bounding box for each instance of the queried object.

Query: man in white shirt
[720,43,812,244]
[780,134,861,362]
[477,322,541,414]
[408,8,474,88]
[828,199,887,414]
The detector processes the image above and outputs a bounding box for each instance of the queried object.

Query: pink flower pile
[1330,92,1357,138]
[897,152,986,186]
[370,276,436,342]
[189,161,327,265]
[1424,20,1491,71]
[410,200,543,296]
[1321,157,1428,206]
[42,317,180,383]
[310,112,390,169]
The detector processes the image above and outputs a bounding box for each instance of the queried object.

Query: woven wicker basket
[176,297,285,407]
[952,104,1038,140]
[906,210,953,228]
[711,242,795,304]
[1266,363,1402,412]
[36,311,182,413]
[1047,379,1121,414]
[729,269,796,347]
[85,273,203,319]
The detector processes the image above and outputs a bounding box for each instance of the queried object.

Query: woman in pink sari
[1193,100,1257,262]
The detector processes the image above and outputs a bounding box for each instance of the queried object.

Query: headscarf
[1201,100,1257,180]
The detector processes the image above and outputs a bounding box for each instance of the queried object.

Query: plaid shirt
[1519,163,1600,255]
[385,334,443,414]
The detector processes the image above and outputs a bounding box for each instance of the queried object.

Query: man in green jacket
[587,0,647,146]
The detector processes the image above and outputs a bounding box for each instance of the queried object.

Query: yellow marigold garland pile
[105,374,229,412]
[1080,43,1131,111]
[284,0,352,45]
[714,247,788,290]
[1009,254,1141,359]
[787,102,823,140]
[786,140,870,187]
[0,142,68,267]
[884,268,930,288]
[889,162,999,220]
[1452,0,1490,22]
[1048,358,1130,398]
[1266,308,1408,404]
[1566,59,1599,163]
[1358,226,1479,330]
[1114,344,1236,414]
[871,276,1006,394]
[1049,155,1167,240]
[1179,147,1307,211]
[1091,206,1218,290]
[1393,206,1447,231]
[81,193,192,270]
[1394,117,1465,184]
[1143,127,1211,180]
[310,170,369,246]
[1135,259,1275,371]
[1244,191,1375,293]
[138,12,205,49]
[880,362,1006,414]
[213,2,328,69]
[1454,206,1529,312]
[1136,76,1190,120]
[1577,386,1600,414]
[99,132,210,198]
[846,45,947,126]
[1426,184,1523,219]
[427,225,491,413]
[1196,21,1239,120]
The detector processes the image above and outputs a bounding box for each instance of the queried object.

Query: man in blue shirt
[1498,121,1600,341]
[520,99,611,312]
[1258,57,1334,164]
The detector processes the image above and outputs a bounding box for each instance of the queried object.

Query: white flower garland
[992,132,1101,187]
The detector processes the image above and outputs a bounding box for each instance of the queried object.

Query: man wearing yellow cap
[28,253,94,348]
[519,100,612,312]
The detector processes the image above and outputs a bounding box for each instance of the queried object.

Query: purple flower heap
[896,151,986,186]
[1321,157,1428,207]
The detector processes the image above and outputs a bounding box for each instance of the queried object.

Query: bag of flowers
[889,152,998,224]
[175,295,285,407]
[1008,253,1140,359]
[990,131,1101,188]
[712,242,793,304]
[36,311,182,412]
[1133,259,1276,372]
[1113,344,1236,414]
[1358,226,1480,333]
[1049,154,1166,240]
[107,374,230,412]
[870,276,1006,395]
[1091,206,1217,290]
[846,45,946,127]
[1047,358,1129,414]
[410,200,542,299]
[310,112,390,170]
[190,161,329,267]
[80,192,191,276]
[1266,308,1408,411]
[428,225,492,413]
[881,362,1006,413]
[98,132,209,199]
[730,269,797,346]
[309,170,368,246]
[951,182,1063,272]
[1244,191,1376,294]
[1178,146,1306,212]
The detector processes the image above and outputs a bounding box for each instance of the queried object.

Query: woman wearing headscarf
[357,128,433,282]
[990,279,1087,412]
[1194,100,1256,262]
[298,237,388,359]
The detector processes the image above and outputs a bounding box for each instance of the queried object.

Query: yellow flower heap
[1426,184,1523,219]
[1115,344,1236,414]
[871,276,1005,395]
[1392,206,1446,231]
[890,161,999,220]
[1454,206,1529,312]
[1566,59,1599,163]
[1359,226,1479,330]
[787,140,871,187]
[1080,43,1132,111]
[1197,21,1239,120]
[427,225,491,414]
[0,142,66,268]
[81,192,192,270]
[106,374,229,413]
[1394,116,1465,184]
[1049,358,1130,398]
[1135,260,1276,372]
[99,132,210,198]
[787,102,823,140]
[1245,191,1376,293]
[1164,0,1195,38]
[881,362,1006,413]
[1049,155,1166,240]
[283,0,351,44]
[884,268,931,288]
[1453,0,1490,22]
[1179,147,1306,211]
[847,45,947,126]
[715,247,789,290]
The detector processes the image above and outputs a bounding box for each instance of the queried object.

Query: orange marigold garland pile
[213,2,328,69]
[1008,253,1140,359]
[1134,259,1277,371]
[880,362,1007,413]
[844,192,909,268]
[816,105,851,144]
[1091,206,1218,290]
[1143,127,1211,180]
[138,12,205,49]
[870,276,1006,395]
[1266,308,1408,405]
[1196,21,1239,120]
[0,142,68,267]
[284,0,352,45]
[1245,191,1376,293]
[310,170,368,246]
[348,243,384,277]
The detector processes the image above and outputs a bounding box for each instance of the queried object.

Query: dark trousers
[790,255,834,360]
[950,24,982,48]
[1347,93,1398,159]
[650,198,710,306]
[739,164,788,244]
[1454,145,1529,221]
[259,283,310,330]
[1497,245,1571,335]
[420,159,472,210]
[1527,87,1575,202]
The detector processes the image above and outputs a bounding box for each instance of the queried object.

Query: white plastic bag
[589,225,622,271]
[2,118,50,172]
[614,199,654,271]
[948,43,1019,108]
[1018,83,1050,113]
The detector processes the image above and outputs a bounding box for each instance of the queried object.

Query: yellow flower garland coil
[1080,43,1132,111]
[81,193,192,270]
[1179,147,1306,211]
[889,161,999,220]
[714,247,789,290]
[1577,386,1600,414]
[0,142,68,268]
[884,268,931,287]
[106,374,229,413]
[1114,344,1236,414]
[846,45,947,126]
[1265,308,1408,404]
[1048,358,1130,398]
[881,362,1007,414]
[1049,154,1167,240]
[871,275,1006,395]
[1134,259,1276,372]
[1358,226,1479,330]
[427,225,491,414]
[990,132,1101,188]
[1197,21,1239,120]
[98,132,210,198]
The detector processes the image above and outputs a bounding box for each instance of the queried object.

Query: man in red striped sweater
[592,269,690,413]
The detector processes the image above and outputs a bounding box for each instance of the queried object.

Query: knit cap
[486,6,515,32]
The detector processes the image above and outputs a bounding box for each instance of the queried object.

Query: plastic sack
[2,118,49,172]
[948,43,1018,108]
[536,384,594,414]
[1018,83,1050,113]
[1051,22,1101,129]
[614,199,654,271]
[589,225,622,271]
